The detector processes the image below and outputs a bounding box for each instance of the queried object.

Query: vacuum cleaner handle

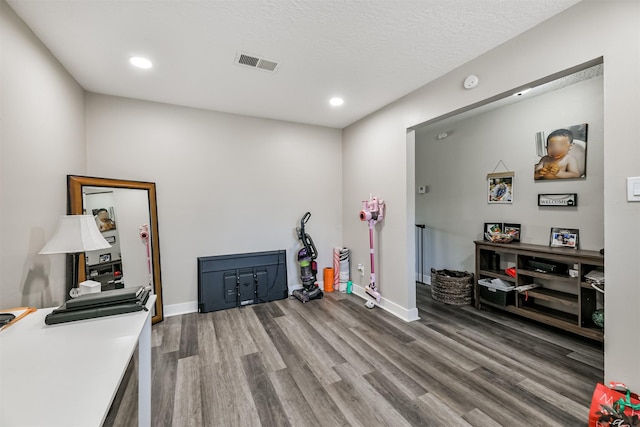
[301,212,311,226]
[297,212,311,240]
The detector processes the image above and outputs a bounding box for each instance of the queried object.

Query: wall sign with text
[538,193,578,207]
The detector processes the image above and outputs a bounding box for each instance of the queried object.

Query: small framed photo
[105,235,116,244]
[484,222,502,240]
[503,223,521,242]
[549,228,579,249]
[99,253,111,263]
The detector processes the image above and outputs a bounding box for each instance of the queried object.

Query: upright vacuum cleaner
[292,212,324,303]
[359,195,385,306]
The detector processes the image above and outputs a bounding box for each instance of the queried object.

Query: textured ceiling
[7,0,582,128]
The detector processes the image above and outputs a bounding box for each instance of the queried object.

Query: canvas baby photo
[534,123,588,180]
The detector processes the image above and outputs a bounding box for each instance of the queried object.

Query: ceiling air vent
[235,52,279,73]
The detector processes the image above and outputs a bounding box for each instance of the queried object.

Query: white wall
[416,75,604,274]
[0,0,86,308]
[343,1,640,390]
[85,93,342,308]
[112,188,152,289]
[343,107,419,321]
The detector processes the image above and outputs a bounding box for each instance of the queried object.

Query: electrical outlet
[357,263,364,276]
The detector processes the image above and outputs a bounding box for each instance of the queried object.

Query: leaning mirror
[68,175,164,323]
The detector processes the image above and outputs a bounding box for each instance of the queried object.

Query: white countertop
[0,296,155,427]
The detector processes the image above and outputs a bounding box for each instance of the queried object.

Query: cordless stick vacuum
[292,212,324,303]
[359,194,385,306]
[139,224,152,290]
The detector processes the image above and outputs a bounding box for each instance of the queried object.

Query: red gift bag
[589,382,640,426]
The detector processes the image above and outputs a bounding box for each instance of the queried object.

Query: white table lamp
[40,215,112,298]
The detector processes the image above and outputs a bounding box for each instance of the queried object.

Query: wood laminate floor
[105,284,603,426]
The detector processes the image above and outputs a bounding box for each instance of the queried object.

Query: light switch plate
[626,177,640,201]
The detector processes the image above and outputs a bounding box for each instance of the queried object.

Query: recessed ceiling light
[129,56,153,69]
[329,97,344,106]
[514,88,531,97]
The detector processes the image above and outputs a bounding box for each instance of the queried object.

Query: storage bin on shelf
[430,268,474,305]
[477,278,515,306]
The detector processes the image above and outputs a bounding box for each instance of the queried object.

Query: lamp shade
[39,215,112,254]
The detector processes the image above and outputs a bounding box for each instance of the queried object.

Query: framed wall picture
[93,207,117,232]
[549,228,579,249]
[99,253,111,263]
[105,235,116,244]
[534,123,588,180]
[503,223,521,242]
[488,176,513,204]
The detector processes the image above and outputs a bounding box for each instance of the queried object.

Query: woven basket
[430,268,474,306]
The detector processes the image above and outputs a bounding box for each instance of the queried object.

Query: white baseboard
[163,283,424,321]
[416,273,431,285]
[352,284,420,322]
[164,301,198,317]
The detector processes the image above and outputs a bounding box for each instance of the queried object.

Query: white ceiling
[7,0,582,129]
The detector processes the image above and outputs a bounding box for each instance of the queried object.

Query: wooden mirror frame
[68,175,164,323]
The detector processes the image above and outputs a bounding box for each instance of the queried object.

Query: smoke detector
[235,52,279,73]
[463,74,479,89]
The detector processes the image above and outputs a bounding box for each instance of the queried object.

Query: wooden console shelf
[474,241,604,342]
